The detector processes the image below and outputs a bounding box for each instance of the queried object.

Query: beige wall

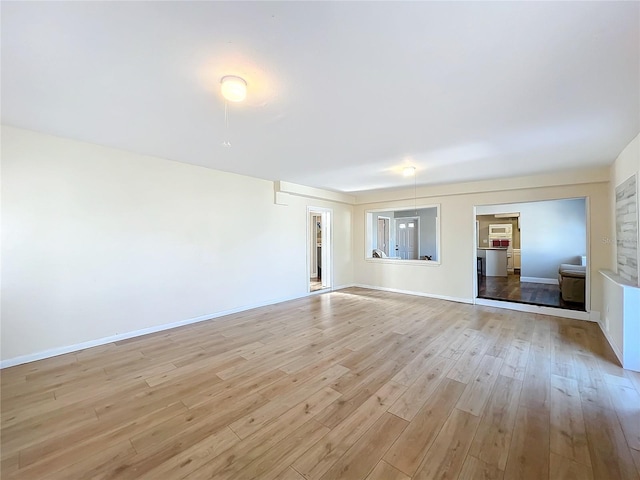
[1,126,354,362]
[602,133,640,359]
[353,172,611,313]
[2,124,630,365]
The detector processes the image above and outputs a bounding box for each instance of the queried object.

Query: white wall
[611,133,640,199]
[602,133,640,360]
[353,170,611,311]
[478,199,587,281]
[0,126,353,363]
[0,124,625,365]
[610,132,640,281]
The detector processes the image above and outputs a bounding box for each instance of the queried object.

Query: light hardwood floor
[1,287,639,480]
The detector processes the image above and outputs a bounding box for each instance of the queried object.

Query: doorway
[395,217,419,259]
[474,198,588,313]
[308,207,332,293]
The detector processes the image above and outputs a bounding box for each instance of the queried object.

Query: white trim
[309,213,320,277]
[1,286,352,369]
[365,204,441,263]
[308,288,329,296]
[364,258,441,266]
[475,298,592,321]
[584,196,592,312]
[520,276,559,285]
[598,320,624,367]
[332,283,355,291]
[352,283,472,304]
[376,215,392,257]
[473,206,480,299]
[307,206,333,292]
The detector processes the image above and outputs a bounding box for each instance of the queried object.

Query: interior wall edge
[0,287,354,369]
[475,298,597,322]
[351,283,473,305]
[354,167,610,205]
[276,180,356,205]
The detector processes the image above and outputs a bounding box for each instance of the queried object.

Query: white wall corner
[0,289,335,369]
[352,283,474,304]
[332,283,356,291]
[274,190,290,206]
[597,321,624,367]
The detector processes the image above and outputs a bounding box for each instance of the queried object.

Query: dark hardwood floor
[478,274,586,311]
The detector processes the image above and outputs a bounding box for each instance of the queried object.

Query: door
[377,217,390,256]
[395,218,418,259]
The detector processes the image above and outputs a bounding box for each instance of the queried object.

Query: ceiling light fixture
[220,75,247,148]
[403,166,416,177]
[220,75,247,102]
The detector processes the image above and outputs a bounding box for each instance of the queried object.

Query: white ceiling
[2,1,638,193]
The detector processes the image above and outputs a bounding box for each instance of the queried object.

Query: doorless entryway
[308,207,332,293]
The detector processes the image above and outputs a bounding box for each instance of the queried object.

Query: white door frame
[307,206,333,292]
[472,206,480,299]
[310,214,321,278]
[377,216,391,256]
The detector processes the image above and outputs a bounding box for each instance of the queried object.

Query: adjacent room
[2,2,639,480]
[476,198,588,312]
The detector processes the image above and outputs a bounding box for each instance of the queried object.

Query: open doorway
[475,198,588,312]
[308,207,332,293]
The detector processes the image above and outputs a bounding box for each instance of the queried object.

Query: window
[366,205,440,263]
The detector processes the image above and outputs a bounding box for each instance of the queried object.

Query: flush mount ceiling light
[220,75,247,148]
[220,75,247,102]
[403,166,416,177]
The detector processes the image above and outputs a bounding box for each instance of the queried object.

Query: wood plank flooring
[1,287,638,480]
[478,274,586,311]
[309,277,323,292]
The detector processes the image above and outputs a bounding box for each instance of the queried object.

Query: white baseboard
[597,321,624,367]
[332,284,355,291]
[352,284,473,304]
[520,276,559,285]
[474,298,593,321]
[0,287,350,369]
